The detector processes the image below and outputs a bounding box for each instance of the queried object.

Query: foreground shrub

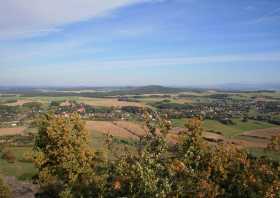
[32,113,98,197]
[0,176,11,198]
[267,134,280,152]
[104,115,280,198]
[32,112,280,198]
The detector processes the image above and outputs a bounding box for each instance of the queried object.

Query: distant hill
[118,85,186,94]
[213,83,280,91]
[1,84,279,97]
[0,85,198,97]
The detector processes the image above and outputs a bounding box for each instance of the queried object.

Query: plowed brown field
[0,127,26,136]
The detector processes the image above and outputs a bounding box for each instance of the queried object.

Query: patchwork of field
[0,120,279,181]
[2,96,147,108]
[0,147,36,180]
[172,118,278,138]
[230,138,268,148]
[0,127,26,136]
[235,127,280,148]
[0,119,276,150]
[85,120,280,149]
[86,121,146,139]
[166,129,225,144]
[0,119,278,150]
[136,97,192,104]
[86,121,223,143]
[80,98,146,107]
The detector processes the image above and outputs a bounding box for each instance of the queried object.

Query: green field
[172,118,277,138]
[0,131,135,181]
[247,148,280,162]
[0,119,278,181]
[0,146,36,180]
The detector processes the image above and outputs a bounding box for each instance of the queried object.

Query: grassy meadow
[172,118,277,138]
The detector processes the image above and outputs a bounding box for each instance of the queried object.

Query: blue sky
[0,0,280,86]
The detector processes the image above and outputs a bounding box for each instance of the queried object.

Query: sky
[0,0,280,87]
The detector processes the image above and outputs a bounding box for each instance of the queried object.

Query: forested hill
[0,86,203,98]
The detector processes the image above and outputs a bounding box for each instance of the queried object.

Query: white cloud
[249,7,280,24]
[245,6,256,11]
[36,51,280,68]
[0,0,154,39]
[0,28,62,39]
[97,52,280,66]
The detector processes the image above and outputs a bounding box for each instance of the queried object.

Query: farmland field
[241,127,280,139]
[79,97,146,107]
[86,121,146,139]
[4,99,32,106]
[0,127,26,136]
[137,97,192,104]
[247,148,280,161]
[4,96,147,107]
[172,118,278,138]
[0,131,136,181]
[0,146,35,180]
[86,120,276,150]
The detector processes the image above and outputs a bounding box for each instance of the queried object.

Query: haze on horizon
[0,0,280,87]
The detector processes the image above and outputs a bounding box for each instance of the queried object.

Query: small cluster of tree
[0,105,19,122]
[50,101,63,107]
[121,106,144,114]
[217,117,235,125]
[2,99,18,104]
[22,102,43,111]
[118,97,139,103]
[267,134,280,152]
[262,102,280,114]
[254,115,280,125]
[31,113,280,198]
[152,101,193,110]
[207,94,230,99]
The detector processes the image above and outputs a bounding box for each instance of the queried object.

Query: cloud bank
[0,0,151,39]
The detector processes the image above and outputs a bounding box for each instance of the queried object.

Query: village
[1,93,280,129]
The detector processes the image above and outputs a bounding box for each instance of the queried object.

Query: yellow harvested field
[113,121,147,137]
[86,121,139,139]
[230,139,268,149]
[0,127,26,136]
[241,127,280,139]
[4,99,33,106]
[80,98,146,107]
